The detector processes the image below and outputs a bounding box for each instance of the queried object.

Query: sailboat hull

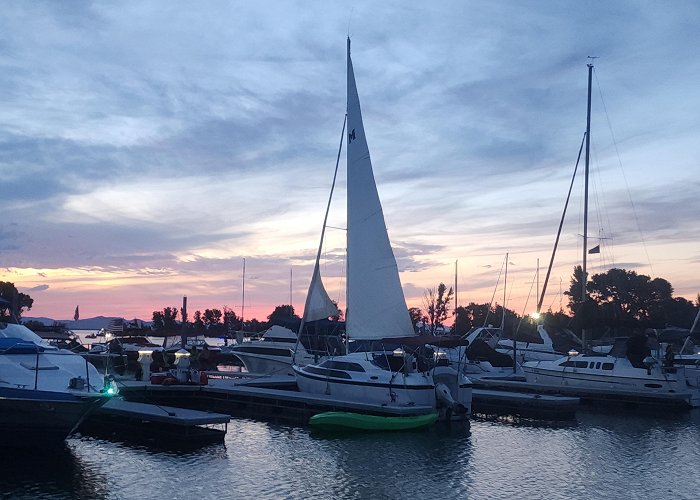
[294,364,436,407]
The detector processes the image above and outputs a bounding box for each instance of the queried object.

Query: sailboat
[293,39,471,419]
[521,63,700,409]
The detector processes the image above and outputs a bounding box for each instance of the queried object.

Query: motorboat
[223,325,315,375]
[430,328,519,379]
[84,335,160,375]
[0,318,114,447]
[496,325,583,363]
[522,335,700,408]
[293,39,471,420]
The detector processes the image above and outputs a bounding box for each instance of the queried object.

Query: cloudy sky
[1,1,699,322]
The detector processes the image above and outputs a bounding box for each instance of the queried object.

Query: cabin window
[588,362,595,368]
[575,361,588,368]
[602,363,614,370]
[596,362,601,369]
[559,360,575,367]
[304,365,352,379]
[320,360,366,372]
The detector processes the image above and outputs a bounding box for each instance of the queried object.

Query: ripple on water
[1,411,699,499]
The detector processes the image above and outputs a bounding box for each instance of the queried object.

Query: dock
[117,373,580,423]
[79,398,230,446]
[472,388,579,420]
[119,377,438,424]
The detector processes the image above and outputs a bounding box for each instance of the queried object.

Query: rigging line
[593,68,654,275]
[296,114,347,356]
[514,267,537,340]
[537,132,586,313]
[483,254,506,328]
[590,138,617,268]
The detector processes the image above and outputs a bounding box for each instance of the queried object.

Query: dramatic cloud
[1,1,698,319]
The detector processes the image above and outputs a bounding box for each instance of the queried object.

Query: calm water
[2,409,699,499]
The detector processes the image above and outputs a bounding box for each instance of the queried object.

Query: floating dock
[472,388,579,420]
[79,398,230,446]
[119,377,436,424]
[117,372,579,423]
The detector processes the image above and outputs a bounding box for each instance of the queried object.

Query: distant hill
[23,316,151,330]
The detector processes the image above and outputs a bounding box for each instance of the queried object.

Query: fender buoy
[199,371,208,385]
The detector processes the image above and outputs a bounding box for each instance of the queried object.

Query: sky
[1,1,699,322]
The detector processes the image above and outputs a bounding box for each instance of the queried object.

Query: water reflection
[1,410,698,499]
[0,442,110,499]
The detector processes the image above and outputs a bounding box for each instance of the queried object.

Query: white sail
[303,264,340,322]
[345,39,415,340]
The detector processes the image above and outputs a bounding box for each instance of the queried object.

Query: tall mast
[582,63,593,350]
[345,36,351,330]
[536,258,539,314]
[241,257,246,329]
[503,252,508,335]
[454,260,458,315]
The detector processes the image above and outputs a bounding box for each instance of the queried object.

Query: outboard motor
[432,365,472,420]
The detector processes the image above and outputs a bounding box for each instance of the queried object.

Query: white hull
[233,350,302,376]
[295,364,435,407]
[294,352,472,418]
[523,357,700,408]
[227,325,318,376]
[0,322,111,446]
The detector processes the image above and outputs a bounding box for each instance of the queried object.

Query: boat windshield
[0,322,45,343]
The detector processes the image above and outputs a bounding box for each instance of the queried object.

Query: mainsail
[345,38,415,340]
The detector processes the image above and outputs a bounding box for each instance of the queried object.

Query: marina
[2,2,700,499]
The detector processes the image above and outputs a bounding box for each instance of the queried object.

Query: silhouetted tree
[408,307,426,333]
[564,265,589,315]
[203,308,222,328]
[0,282,33,319]
[245,318,266,333]
[329,300,343,322]
[152,306,179,331]
[423,283,453,335]
[223,307,241,333]
[452,306,471,336]
[192,310,205,332]
[267,304,299,326]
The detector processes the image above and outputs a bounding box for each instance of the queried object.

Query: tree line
[4,263,698,342]
[412,267,699,342]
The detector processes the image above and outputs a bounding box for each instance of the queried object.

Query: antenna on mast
[347,7,355,38]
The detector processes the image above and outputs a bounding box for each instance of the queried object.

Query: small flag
[74,305,80,321]
[588,245,600,254]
